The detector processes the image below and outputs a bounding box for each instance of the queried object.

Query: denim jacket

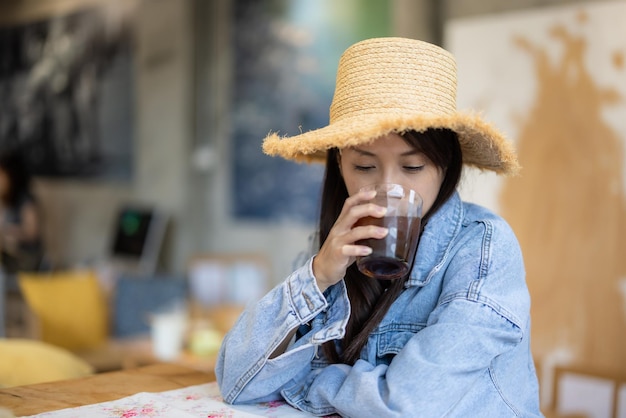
[216,192,542,417]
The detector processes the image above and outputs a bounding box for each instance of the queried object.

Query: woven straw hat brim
[262,112,520,175]
[262,37,520,175]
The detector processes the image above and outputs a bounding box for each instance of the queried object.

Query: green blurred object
[189,328,223,357]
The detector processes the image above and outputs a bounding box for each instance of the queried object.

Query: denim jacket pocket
[374,323,424,365]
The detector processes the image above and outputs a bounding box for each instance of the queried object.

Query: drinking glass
[355,183,422,280]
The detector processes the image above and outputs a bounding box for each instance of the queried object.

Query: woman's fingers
[345,188,377,207]
[346,223,388,243]
[341,244,372,257]
[336,193,387,233]
[341,223,388,254]
[350,202,387,223]
[335,189,378,224]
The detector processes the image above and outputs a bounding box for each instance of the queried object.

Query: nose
[381,168,400,185]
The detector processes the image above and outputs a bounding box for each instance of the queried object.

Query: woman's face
[338,132,445,216]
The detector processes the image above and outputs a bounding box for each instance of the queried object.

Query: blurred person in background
[0,149,43,274]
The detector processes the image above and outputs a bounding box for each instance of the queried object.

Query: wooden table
[74,336,219,373]
[0,363,215,417]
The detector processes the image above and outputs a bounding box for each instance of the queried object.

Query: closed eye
[404,165,424,172]
[354,165,375,172]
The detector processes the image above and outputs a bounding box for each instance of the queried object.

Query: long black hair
[318,128,463,364]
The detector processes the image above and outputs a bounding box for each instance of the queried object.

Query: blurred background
[0,0,624,416]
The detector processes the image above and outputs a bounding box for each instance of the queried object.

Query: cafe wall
[0,0,196,271]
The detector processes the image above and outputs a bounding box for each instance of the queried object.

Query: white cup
[151,311,187,361]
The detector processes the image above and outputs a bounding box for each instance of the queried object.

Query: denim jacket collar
[407,191,464,287]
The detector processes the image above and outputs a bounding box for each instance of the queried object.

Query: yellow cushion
[19,270,108,351]
[0,338,93,387]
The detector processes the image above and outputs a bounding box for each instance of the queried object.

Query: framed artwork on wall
[230,0,392,223]
[0,5,134,181]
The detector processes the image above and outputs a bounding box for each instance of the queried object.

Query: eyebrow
[351,147,422,157]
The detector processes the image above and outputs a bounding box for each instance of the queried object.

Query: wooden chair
[547,365,626,418]
[18,270,108,351]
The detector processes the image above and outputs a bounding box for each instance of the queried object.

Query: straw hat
[262,37,519,175]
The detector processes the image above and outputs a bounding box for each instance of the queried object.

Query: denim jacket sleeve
[215,256,350,404]
[284,305,523,417]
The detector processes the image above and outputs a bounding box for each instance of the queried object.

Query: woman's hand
[312,188,388,292]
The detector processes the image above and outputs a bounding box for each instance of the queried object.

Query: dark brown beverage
[357,256,409,280]
[355,215,421,280]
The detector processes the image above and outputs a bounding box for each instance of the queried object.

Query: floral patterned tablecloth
[24,382,339,418]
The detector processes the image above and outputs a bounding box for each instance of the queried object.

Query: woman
[0,150,43,274]
[216,38,541,417]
